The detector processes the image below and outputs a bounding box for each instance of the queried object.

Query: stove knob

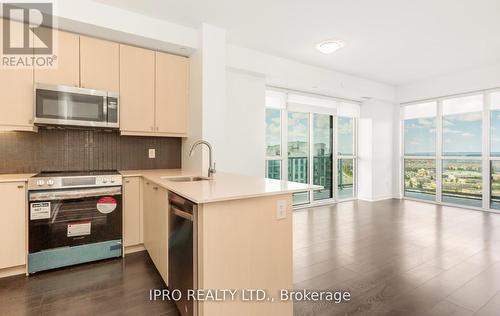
[102,178,108,184]
[110,178,115,183]
[36,180,45,186]
[47,179,54,186]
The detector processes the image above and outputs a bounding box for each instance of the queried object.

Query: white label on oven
[30,202,51,220]
[67,222,91,237]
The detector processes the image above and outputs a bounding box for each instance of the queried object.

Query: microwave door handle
[103,96,108,123]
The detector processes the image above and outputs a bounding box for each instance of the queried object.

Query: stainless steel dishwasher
[168,192,198,316]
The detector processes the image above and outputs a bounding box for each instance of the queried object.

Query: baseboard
[358,195,395,202]
[0,265,26,278]
[125,244,145,255]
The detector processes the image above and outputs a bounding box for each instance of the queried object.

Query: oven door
[28,186,122,253]
[34,84,109,128]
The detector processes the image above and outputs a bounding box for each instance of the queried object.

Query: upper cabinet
[155,52,189,136]
[0,19,34,131]
[0,18,189,136]
[34,29,79,87]
[119,44,156,134]
[80,36,119,91]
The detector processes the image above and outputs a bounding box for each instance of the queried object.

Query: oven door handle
[29,187,122,201]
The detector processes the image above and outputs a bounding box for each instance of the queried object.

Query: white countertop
[120,169,322,204]
[0,173,36,183]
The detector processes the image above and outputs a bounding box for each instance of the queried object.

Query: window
[402,93,492,210]
[442,160,482,207]
[313,114,333,200]
[404,159,436,201]
[264,89,359,206]
[337,117,356,199]
[265,102,283,181]
[288,111,310,205]
[402,101,437,201]
[490,91,500,210]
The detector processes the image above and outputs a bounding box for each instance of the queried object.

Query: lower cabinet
[0,182,26,269]
[123,177,142,247]
[143,180,169,284]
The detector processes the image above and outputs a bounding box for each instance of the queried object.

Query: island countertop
[119,169,322,204]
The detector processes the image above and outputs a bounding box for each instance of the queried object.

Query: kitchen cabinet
[155,52,189,135]
[123,177,142,247]
[0,182,26,270]
[34,29,79,87]
[142,180,168,284]
[0,19,34,131]
[119,44,155,134]
[80,36,119,91]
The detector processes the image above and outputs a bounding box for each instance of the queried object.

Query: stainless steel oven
[34,83,119,129]
[27,171,123,273]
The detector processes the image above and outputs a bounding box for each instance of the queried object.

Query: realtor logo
[2,2,53,54]
[1,2,57,68]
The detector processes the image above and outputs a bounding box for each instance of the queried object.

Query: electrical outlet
[276,200,287,220]
[148,148,156,159]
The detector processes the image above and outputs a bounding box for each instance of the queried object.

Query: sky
[405,113,484,156]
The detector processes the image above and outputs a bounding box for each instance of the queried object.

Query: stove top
[29,170,122,191]
[33,170,120,178]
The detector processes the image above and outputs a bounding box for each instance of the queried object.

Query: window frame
[264,88,359,207]
[400,89,500,213]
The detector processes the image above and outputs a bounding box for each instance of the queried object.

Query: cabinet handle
[151,126,154,131]
[125,180,130,183]
[146,182,150,185]
[156,127,159,131]
[28,119,33,124]
[17,185,24,189]
[153,187,158,190]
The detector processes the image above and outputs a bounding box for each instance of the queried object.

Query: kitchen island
[120,169,321,316]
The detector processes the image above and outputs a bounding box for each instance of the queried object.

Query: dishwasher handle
[171,205,194,221]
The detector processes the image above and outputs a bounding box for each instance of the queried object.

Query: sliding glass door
[313,114,333,201]
[265,89,358,207]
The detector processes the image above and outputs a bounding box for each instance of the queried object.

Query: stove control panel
[28,174,122,191]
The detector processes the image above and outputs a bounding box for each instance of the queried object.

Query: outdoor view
[442,160,482,207]
[288,111,310,204]
[313,114,333,200]
[404,159,436,200]
[491,161,500,210]
[491,110,500,156]
[265,106,356,205]
[404,118,435,156]
[443,112,482,156]
[338,159,354,199]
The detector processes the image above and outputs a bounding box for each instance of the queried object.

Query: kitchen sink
[162,176,212,182]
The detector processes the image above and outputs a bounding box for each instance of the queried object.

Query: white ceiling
[95,0,500,86]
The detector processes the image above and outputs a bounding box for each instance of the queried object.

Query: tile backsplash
[0,128,181,174]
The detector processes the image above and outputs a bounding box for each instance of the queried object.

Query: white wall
[182,24,226,176]
[358,100,398,201]
[222,69,266,177]
[397,61,500,103]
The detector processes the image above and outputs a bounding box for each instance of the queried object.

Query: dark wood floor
[293,199,500,316]
[2,199,500,315]
[0,251,179,316]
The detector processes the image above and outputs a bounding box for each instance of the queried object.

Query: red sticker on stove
[97,197,117,214]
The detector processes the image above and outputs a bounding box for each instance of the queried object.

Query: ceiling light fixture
[316,40,345,54]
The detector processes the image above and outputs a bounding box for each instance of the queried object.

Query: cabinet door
[123,177,141,247]
[142,180,154,256]
[155,52,189,135]
[34,29,79,87]
[153,186,168,283]
[0,19,34,130]
[119,44,155,133]
[80,36,119,91]
[0,182,26,269]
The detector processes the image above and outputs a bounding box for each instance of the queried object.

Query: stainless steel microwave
[34,83,119,129]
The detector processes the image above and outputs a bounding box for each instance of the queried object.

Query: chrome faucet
[189,140,216,178]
